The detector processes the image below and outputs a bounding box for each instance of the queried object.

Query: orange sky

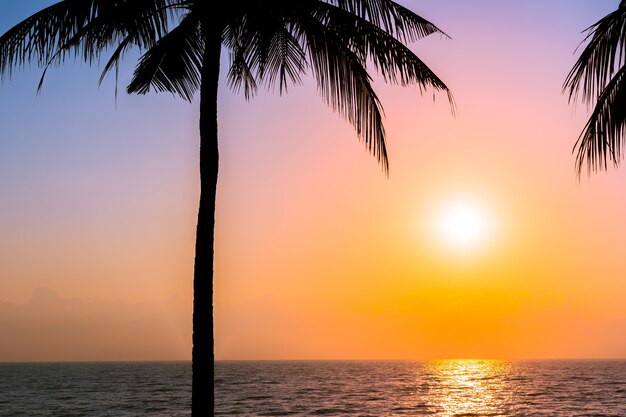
[1,0,626,361]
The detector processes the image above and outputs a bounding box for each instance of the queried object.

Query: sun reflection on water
[424,359,514,416]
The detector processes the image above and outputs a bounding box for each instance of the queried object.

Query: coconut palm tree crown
[1,0,453,415]
[564,0,626,175]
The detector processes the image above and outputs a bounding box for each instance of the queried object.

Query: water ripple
[215,359,626,417]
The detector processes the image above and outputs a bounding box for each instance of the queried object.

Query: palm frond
[563,3,626,104]
[0,0,97,78]
[258,27,307,93]
[564,2,626,174]
[0,0,175,87]
[220,0,455,172]
[316,2,454,110]
[302,19,389,173]
[127,12,203,102]
[326,0,449,43]
[574,65,626,175]
[225,48,259,99]
[95,0,181,86]
[223,10,307,97]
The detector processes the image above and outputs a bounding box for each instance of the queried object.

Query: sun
[436,202,490,249]
[416,193,500,257]
[439,205,486,245]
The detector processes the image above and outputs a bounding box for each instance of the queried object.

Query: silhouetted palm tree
[1,1,453,415]
[564,0,626,175]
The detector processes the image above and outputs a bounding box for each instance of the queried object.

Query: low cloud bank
[0,287,191,362]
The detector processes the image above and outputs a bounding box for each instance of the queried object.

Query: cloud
[0,287,191,362]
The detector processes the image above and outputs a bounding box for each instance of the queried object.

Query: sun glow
[428,197,498,253]
[439,204,488,246]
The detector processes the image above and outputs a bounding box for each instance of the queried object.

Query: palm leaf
[563,3,626,104]
[327,0,450,43]
[223,6,307,98]
[95,0,180,87]
[301,17,389,172]
[574,65,626,175]
[564,1,626,173]
[126,12,203,102]
[0,0,174,90]
[0,0,97,77]
[317,2,454,107]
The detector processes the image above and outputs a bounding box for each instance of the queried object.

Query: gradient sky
[1,1,626,362]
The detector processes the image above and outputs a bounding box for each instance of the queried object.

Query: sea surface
[215,360,626,416]
[2,359,626,416]
[0,361,191,417]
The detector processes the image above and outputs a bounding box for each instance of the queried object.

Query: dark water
[0,361,191,417]
[215,359,626,417]
[2,360,626,416]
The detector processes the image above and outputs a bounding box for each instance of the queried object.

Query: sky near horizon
[1,1,626,362]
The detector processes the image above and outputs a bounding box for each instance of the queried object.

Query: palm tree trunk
[192,20,221,417]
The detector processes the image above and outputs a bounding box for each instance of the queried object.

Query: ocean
[215,360,626,416]
[0,361,191,417]
[1,359,625,416]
